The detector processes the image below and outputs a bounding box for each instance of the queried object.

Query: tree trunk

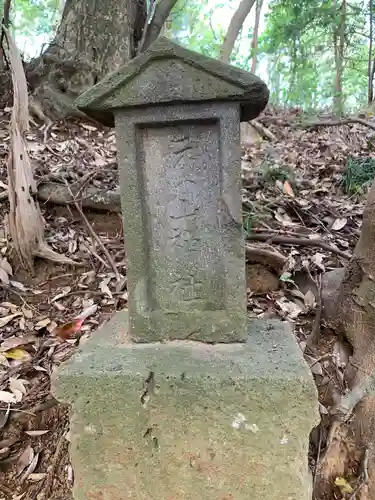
[368,0,374,104]
[314,177,375,499]
[250,0,263,73]
[26,0,176,121]
[220,0,256,64]
[332,0,345,117]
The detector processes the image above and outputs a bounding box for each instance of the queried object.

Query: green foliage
[166,0,225,58]
[343,157,375,194]
[244,210,257,235]
[7,0,372,113]
[260,0,367,112]
[13,0,60,37]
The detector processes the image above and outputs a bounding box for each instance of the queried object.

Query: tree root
[302,117,375,132]
[247,232,351,259]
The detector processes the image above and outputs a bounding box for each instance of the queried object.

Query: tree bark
[315,177,375,499]
[220,0,256,63]
[250,0,263,73]
[138,0,178,53]
[332,0,346,117]
[368,0,374,104]
[26,0,175,121]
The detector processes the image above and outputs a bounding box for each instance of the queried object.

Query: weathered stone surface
[116,102,246,343]
[76,37,269,126]
[52,312,319,500]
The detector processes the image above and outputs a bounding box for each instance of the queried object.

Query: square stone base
[52,312,318,500]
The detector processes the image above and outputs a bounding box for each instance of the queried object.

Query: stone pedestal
[52,37,318,500]
[52,313,318,500]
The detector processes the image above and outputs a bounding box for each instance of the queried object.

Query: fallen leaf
[20,451,39,482]
[0,335,35,351]
[22,306,33,319]
[9,280,27,292]
[0,353,9,366]
[9,378,28,402]
[0,404,10,430]
[332,341,350,367]
[24,430,49,436]
[275,298,303,319]
[304,290,316,309]
[0,267,9,285]
[76,303,98,320]
[28,472,47,482]
[17,446,34,475]
[319,403,328,415]
[0,312,22,328]
[51,287,71,302]
[4,348,31,361]
[332,217,347,231]
[0,390,16,403]
[312,253,325,271]
[99,277,112,298]
[283,180,295,197]
[53,317,85,340]
[0,258,12,276]
[35,317,51,330]
[53,301,66,311]
[0,301,19,312]
[334,476,354,494]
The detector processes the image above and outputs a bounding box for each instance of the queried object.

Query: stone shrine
[52,37,318,500]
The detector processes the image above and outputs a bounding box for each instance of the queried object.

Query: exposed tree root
[314,178,375,499]
[247,232,351,259]
[302,117,375,132]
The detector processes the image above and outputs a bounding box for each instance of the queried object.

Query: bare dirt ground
[0,106,372,499]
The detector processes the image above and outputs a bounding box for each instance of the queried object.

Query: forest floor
[0,105,373,499]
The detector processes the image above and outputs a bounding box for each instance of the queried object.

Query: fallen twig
[249,119,276,141]
[303,117,375,132]
[64,180,121,282]
[41,430,67,497]
[245,243,286,270]
[246,232,351,259]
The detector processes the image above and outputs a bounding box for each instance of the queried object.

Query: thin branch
[64,180,121,282]
[219,0,256,63]
[138,0,178,53]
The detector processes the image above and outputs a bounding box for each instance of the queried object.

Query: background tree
[9,0,178,121]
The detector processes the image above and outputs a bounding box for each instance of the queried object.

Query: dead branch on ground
[3,27,75,271]
[64,180,121,282]
[249,120,276,141]
[245,243,286,270]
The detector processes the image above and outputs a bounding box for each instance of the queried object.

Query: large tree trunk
[26,0,176,121]
[315,178,375,499]
[219,0,256,64]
